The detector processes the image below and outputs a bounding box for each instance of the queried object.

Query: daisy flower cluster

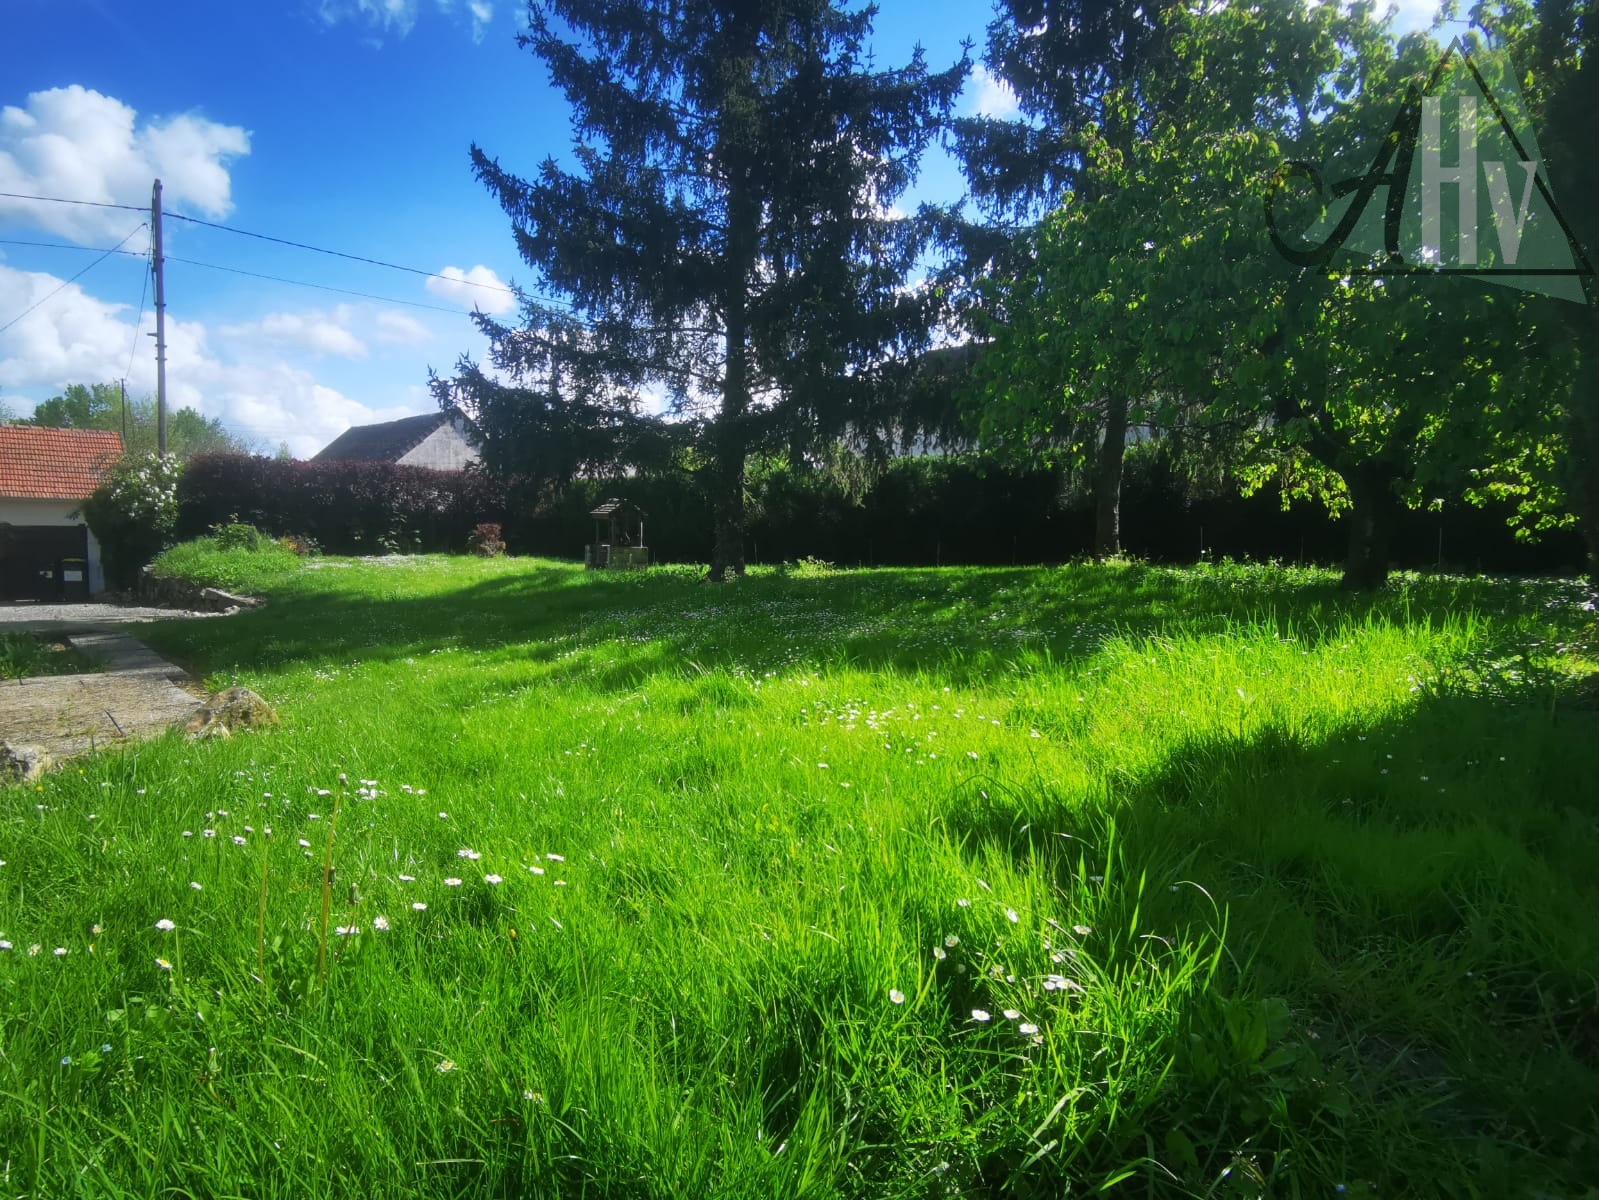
[0,772,573,969]
[883,886,1104,1048]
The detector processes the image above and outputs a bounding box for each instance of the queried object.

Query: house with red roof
[0,425,123,600]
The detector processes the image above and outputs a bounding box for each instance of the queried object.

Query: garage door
[0,524,91,602]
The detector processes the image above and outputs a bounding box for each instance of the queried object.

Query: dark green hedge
[176,451,1586,573]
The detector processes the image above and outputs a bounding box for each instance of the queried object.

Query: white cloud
[0,261,429,457]
[220,306,369,359]
[468,1,493,41]
[968,66,1020,120]
[318,0,494,40]
[0,86,249,243]
[0,261,144,389]
[425,264,516,315]
[374,310,433,344]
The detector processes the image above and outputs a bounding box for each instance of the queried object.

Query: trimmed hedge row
[502,459,1587,575]
[177,454,508,554]
[176,451,1588,574]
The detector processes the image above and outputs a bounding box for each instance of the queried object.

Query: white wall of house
[0,497,107,593]
[397,416,481,471]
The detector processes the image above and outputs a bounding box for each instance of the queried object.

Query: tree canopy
[15,382,255,461]
[463,0,968,578]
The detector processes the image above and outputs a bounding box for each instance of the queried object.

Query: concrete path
[0,630,204,760]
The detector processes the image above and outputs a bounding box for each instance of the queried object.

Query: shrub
[78,451,182,588]
[467,523,505,557]
[176,454,508,555]
[208,520,273,552]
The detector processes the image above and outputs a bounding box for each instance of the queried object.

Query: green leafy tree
[23,381,254,459]
[25,382,122,430]
[954,0,1188,555]
[1486,0,1599,581]
[1241,10,1584,588]
[973,0,1584,587]
[969,0,1364,556]
[471,0,967,579]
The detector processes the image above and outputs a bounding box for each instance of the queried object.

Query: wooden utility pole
[151,179,168,455]
[120,379,129,443]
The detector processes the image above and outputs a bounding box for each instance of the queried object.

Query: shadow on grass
[136,557,1596,693]
[936,680,1599,1195]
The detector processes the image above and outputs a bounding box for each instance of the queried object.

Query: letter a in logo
[1267,39,1594,303]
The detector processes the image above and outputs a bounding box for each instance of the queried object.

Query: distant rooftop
[310,408,474,464]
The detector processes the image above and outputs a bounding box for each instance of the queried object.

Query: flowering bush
[78,451,181,588]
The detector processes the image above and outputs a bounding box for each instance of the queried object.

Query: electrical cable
[164,255,483,315]
[162,208,572,308]
[0,190,147,214]
[0,223,148,335]
[0,237,147,256]
[2,188,560,307]
[124,251,151,382]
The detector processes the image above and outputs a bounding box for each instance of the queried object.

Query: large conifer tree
[471,0,966,579]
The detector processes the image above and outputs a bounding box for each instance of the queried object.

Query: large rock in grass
[0,742,52,784]
[184,687,278,741]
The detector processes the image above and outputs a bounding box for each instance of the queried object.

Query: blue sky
[0,0,1439,456]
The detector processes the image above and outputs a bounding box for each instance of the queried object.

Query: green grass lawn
[0,632,101,681]
[2,547,1596,1198]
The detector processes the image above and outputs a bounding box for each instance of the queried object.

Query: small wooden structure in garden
[584,499,648,570]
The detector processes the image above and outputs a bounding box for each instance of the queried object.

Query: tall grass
[0,632,100,681]
[1,550,1594,1197]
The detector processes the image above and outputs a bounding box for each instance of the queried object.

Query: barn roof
[310,408,472,463]
[0,426,123,500]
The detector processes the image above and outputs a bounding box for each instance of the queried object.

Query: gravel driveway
[0,601,222,633]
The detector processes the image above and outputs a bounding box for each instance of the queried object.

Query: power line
[2,191,733,340]
[162,207,554,306]
[164,254,486,315]
[0,190,147,214]
[0,235,501,318]
[0,237,147,256]
[2,187,562,308]
[0,236,486,317]
[124,250,151,382]
[0,223,148,335]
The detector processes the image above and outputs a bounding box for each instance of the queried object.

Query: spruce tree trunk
[710,259,751,583]
[1093,393,1129,558]
[1340,471,1395,591]
[709,415,747,582]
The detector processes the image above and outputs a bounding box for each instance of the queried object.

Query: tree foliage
[968,0,1589,588]
[467,0,967,578]
[20,382,254,460]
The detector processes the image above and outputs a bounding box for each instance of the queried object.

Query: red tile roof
[0,426,124,500]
